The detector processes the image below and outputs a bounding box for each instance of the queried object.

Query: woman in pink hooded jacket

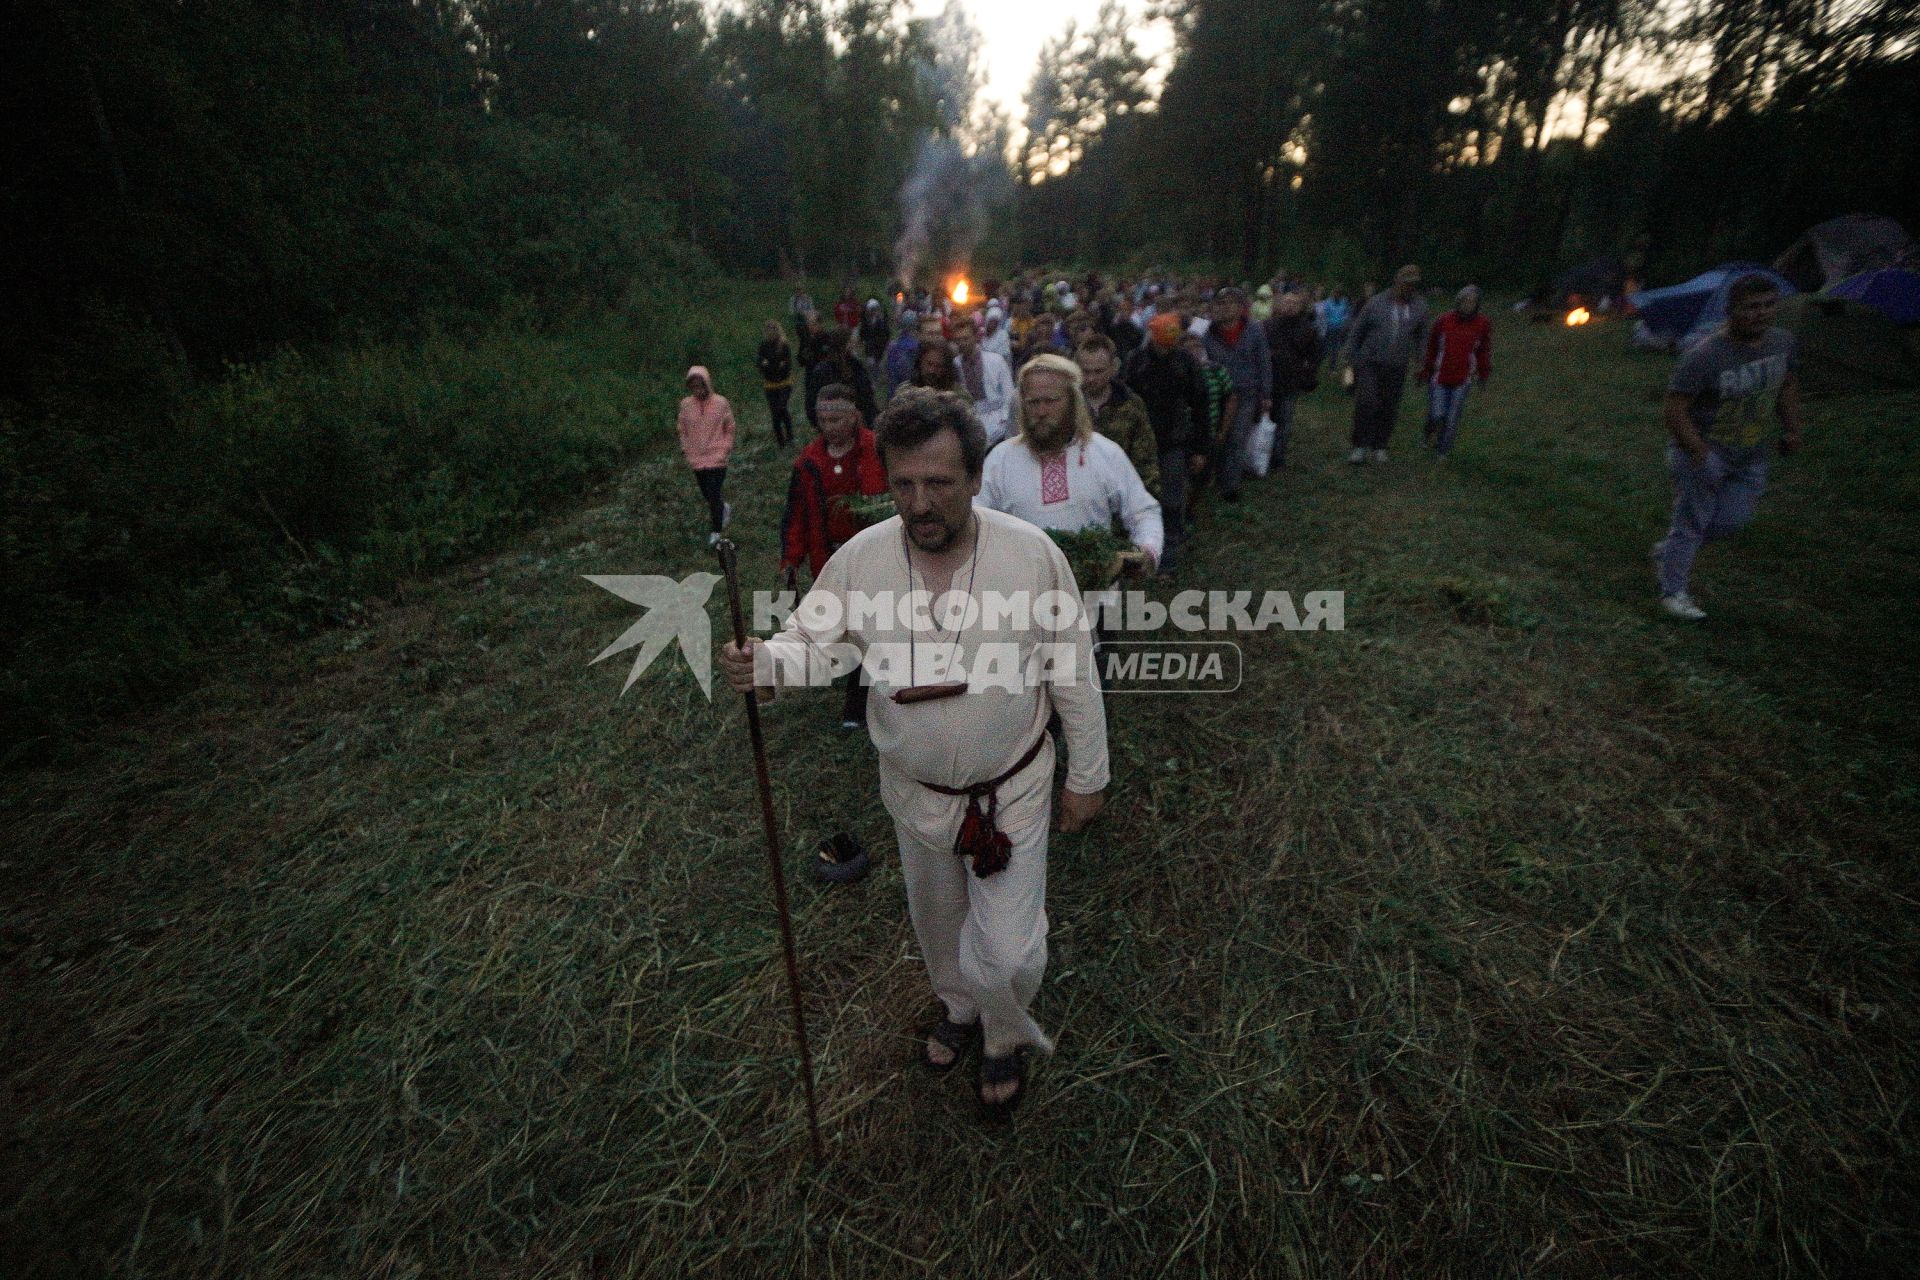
[677,365,736,544]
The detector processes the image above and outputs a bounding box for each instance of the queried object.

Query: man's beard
[907,510,965,552]
[1027,415,1075,452]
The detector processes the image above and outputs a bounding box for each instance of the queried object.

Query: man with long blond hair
[976,354,1163,572]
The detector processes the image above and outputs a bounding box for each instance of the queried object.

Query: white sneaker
[1660,593,1707,621]
[1371,449,1389,463]
[722,502,733,530]
[708,531,722,547]
[1348,447,1368,465]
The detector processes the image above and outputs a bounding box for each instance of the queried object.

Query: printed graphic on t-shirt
[1710,353,1791,447]
[1670,329,1797,449]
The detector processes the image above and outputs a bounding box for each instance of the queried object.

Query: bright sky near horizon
[908,0,1173,122]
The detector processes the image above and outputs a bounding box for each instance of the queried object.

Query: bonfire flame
[1565,306,1592,326]
[950,278,971,306]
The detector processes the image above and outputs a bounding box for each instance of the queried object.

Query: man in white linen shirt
[976,352,1164,572]
[720,388,1109,1119]
[951,311,1017,446]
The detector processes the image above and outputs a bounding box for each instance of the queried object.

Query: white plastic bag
[1245,414,1276,477]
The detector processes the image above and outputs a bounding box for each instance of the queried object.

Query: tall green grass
[1,282,790,758]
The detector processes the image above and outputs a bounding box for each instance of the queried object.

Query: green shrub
[0,310,700,753]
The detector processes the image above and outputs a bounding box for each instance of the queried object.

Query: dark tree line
[1,0,990,742]
[5,0,1915,742]
[9,0,1918,393]
[3,0,974,399]
[1015,0,1920,285]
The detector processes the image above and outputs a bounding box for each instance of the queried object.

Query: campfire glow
[1565,306,1592,326]
[950,278,971,306]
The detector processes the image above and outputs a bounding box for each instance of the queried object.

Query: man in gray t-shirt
[1651,276,1804,620]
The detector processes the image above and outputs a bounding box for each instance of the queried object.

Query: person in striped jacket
[1420,286,1492,458]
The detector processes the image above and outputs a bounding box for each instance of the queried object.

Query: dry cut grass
[3,305,1917,1278]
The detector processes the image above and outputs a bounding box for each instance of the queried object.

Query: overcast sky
[907,0,1173,122]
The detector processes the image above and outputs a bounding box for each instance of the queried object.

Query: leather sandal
[977,1047,1028,1120]
[920,1017,978,1073]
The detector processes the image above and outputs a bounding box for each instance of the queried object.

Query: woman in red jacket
[1420,286,1492,458]
[776,383,888,727]
[777,385,888,586]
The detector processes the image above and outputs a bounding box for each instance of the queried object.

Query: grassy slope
[2,299,1916,1278]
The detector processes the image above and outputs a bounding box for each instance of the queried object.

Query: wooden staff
[714,537,824,1167]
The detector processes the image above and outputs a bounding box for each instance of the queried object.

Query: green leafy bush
[1,314,692,753]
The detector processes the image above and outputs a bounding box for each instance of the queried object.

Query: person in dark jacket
[858,298,891,386]
[796,310,831,372]
[756,319,796,447]
[1340,265,1429,464]
[1098,289,1144,361]
[1200,286,1273,501]
[1122,313,1212,576]
[805,327,878,429]
[1077,335,1159,496]
[1262,289,1322,468]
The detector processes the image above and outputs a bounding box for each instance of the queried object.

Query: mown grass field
[3,290,1917,1278]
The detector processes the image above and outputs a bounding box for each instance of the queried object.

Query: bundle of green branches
[835,493,897,530]
[1047,525,1130,593]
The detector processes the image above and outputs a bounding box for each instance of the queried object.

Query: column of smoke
[894,11,1012,290]
[894,134,1009,290]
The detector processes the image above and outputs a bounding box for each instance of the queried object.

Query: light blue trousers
[1426,382,1472,454]
[1654,442,1769,597]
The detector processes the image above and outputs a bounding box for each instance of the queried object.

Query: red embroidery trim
[1040,454,1069,505]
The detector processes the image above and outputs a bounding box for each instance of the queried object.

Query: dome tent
[1773,214,1915,292]
[1826,268,1920,326]
[1778,295,1920,397]
[1627,263,1796,352]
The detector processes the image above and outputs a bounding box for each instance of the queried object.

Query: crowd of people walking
[701,262,1797,630]
[703,262,1802,1119]
[697,267,1497,606]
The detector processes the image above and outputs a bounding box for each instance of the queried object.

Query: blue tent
[1827,268,1920,325]
[1628,263,1797,349]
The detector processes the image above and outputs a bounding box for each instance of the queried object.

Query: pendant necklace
[892,517,979,704]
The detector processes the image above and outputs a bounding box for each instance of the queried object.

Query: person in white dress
[982,303,1012,365]
[951,311,1017,446]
